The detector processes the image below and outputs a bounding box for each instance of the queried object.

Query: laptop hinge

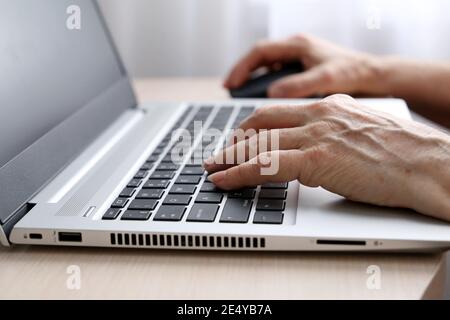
[0,225,9,246]
[0,203,36,246]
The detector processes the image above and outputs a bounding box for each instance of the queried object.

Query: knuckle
[306,121,329,138]
[315,100,334,116]
[325,93,354,104]
[254,39,270,52]
[319,94,353,112]
[306,147,328,165]
[238,162,258,180]
[320,68,336,84]
[257,151,272,167]
[291,33,312,45]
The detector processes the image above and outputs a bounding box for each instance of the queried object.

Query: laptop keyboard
[103,106,289,225]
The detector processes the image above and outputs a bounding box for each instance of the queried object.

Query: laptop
[1,0,450,252]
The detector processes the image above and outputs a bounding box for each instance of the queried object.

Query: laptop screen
[0,0,124,169]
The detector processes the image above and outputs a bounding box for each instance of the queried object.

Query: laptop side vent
[109,233,266,249]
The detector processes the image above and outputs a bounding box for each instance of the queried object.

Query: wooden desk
[0,78,446,299]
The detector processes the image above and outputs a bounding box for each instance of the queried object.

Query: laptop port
[58,232,82,242]
[29,233,43,240]
[316,239,366,246]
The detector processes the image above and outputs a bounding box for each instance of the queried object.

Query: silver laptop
[2,0,450,252]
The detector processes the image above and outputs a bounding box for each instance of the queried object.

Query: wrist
[412,175,450,222]
[371,56,429,99]
[356,54,393,96]
[408,137,450,221]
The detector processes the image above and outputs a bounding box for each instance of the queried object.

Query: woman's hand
[224,34,386,98]
[204,95,450,221]
[225,33,450,127]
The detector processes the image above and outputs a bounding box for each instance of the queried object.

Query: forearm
[375,57,450,126]
[375,59,450,220]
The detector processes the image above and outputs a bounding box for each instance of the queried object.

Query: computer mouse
[229,62,304,98]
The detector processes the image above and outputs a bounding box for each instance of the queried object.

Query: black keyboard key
[147,155,159,162]
[188,157,204,166]
[119,188,136,198]
[153,206,186,221]
[200,182,222,193]
[253,211,284,224]
[169,184,197,195]
[161,155,177,163]
[261,182,288,189]
[195,192,223,204]
[158,141,168,148]
[163,195,192,206]
[136,189,165,199]
[187,204,219,222]
[258,189,287,200]
[143,179,170,189]
[140,163,154,171]
[127,179,143,188]
[121,210,152,221]
[134,170,147,179]
[220,199,253,223]
[241,106,256,113]
[157,164,179,171]
[152,147,165,155]
[256,200,285,211]
[111,198,128,208]
[128,199,158,211]
[176,175,201,184]
[181,167,205,175]
[149,171,175,180]
[228,189,256,199]
[185,162,204,167]
[199,106,213,113]
[103,208,121,220]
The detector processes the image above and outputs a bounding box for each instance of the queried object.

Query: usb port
[29,233,43,240]
[58,232,82,242]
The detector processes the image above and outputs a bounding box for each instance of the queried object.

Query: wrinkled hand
[224,34,385,98]
[204,95,450,221]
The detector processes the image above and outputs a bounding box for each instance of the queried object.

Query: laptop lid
[0,0,136,236]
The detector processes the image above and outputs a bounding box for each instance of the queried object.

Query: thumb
[268,66,332,98]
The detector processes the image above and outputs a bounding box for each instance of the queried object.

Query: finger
[268,66,333,98]
[205,128,304,173]
[237,103,317,134]
[207,150,307,190]
[224,40,306,89]
[225,104,307,146]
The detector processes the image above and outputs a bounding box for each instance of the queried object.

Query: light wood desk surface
[0,78,446,300]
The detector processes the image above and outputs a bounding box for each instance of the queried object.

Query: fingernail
[203,157,215,166]
[208,171,225,184]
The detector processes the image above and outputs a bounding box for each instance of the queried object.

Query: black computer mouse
[229,62,304,98]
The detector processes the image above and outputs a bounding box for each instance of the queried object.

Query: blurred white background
[98,0,450,77]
